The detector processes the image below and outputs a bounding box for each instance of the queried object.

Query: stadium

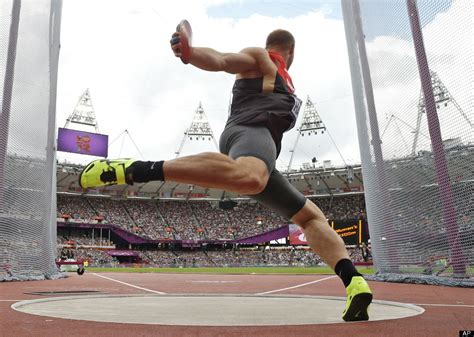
[1,1,473,337]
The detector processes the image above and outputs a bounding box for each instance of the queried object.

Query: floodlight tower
[287,96,326,172]
[412,71,472,155]
[175,102,218,157]
[64,89,100,133]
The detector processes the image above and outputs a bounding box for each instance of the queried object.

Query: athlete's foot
[79,159,136,189]
[342,276,373,321]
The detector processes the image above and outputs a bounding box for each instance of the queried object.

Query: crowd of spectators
[190,202,235,240]
[132,247,359,267]
[137,249,266,267]
[228,202,288,238]
[57,228,114,247]
[309,194,366,220]
[157,201,202,240]
[88,198,138,233]
[54,244,368,268]
[57,195,95,222]
[57,194,367,241]
[125,200,173,240]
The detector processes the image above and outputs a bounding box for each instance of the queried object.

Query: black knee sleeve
[249,170,306,219]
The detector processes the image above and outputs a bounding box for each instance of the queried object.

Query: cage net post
[342,0,473,287]
[342,0,402,274]
[406,0,466,277]
[0,0,63,281]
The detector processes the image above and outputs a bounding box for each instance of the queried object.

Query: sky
[56,0,358,169]
[361,0,473,159]
[53,0,472,169]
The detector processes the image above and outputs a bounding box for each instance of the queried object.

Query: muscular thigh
[220,125,305,218]
[219,125,276,173]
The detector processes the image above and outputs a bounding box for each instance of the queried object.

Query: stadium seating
[56,194,374,267]
[57,194,367,241]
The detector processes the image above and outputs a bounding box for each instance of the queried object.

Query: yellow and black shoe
[79,159,136,189]
[342,276,373,321]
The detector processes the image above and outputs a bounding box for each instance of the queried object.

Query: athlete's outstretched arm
[194,47,277,75]
[171,33,275,75]
[188,47,258,73]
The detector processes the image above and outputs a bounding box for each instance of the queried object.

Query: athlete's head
[265,29,295,69]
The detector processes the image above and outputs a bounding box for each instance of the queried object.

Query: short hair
[265,29,295,49]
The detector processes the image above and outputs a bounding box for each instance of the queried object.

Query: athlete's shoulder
[238,47,268,55]
[237,47,276,78]
[238,47,271,61]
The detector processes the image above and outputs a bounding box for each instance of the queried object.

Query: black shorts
[219,125,307,219]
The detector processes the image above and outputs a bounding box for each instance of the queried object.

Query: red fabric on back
[268,51,295,93]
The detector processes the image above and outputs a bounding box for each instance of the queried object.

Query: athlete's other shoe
[342,276,373,321]
[79,159,136,189]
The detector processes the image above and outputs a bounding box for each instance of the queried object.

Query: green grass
[87,266,375,275]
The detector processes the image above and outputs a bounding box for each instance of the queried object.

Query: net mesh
[0,0,62,281]
[342,0,473,286]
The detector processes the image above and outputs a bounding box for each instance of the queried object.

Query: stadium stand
[116,248,360,268]
[56,193,375,267]
[57,194,366,240]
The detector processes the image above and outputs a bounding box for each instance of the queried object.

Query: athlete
[79,27,372,321]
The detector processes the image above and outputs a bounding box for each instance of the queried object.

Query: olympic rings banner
[57,128,108,157]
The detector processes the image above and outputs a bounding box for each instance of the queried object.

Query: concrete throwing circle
[12,294,424,326]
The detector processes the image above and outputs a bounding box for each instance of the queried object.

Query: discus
[176,20,193,64]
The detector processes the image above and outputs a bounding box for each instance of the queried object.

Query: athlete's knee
[291,200,327,229]
[241,174,268,194]
[232,157,269,194]
[233,168,268,194]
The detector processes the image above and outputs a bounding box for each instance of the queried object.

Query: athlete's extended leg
[79,153,269,195]
[291,199,372,321]
[162,153,268,194]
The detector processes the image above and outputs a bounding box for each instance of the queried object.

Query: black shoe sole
[343,292,373,322]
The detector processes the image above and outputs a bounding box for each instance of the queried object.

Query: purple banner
[234,225,290,244]
[57,222,149,244]
[57,127,108,157]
